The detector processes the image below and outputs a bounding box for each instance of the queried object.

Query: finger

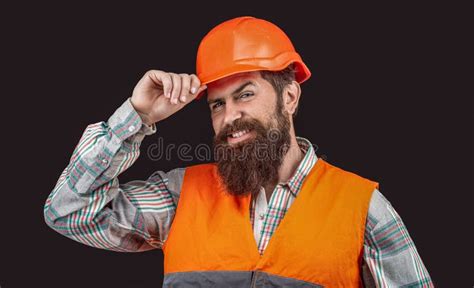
[196,84,207,95]
[179,74,191,103]
[169,73,182,104]
[148,70,172,98]
[190,74,201,95]
[189,84,207,101]
[159,72,172,98]
[179,84,207,105]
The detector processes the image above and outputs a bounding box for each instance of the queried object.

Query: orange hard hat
[196,16,311,99]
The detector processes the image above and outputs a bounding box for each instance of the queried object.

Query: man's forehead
[207,71,263,98]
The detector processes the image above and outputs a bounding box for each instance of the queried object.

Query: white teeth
[231,129,249,138]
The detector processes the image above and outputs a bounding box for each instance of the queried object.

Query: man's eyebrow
[207,81,256,105]
[232,81,255,96]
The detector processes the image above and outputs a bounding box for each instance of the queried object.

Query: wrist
[130,97,154,126]
[138,112,154,126]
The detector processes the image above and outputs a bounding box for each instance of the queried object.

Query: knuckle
[193,77,201,86]
[146,69,162,76]
[181,79,190,87]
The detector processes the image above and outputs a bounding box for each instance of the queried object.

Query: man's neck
[264,136,304,202]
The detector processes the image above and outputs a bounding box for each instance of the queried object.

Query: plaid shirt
[44,98,434,287]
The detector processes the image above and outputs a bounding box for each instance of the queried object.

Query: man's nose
[223,103,242,127]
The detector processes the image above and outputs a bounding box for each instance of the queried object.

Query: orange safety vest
[162,159,378,287]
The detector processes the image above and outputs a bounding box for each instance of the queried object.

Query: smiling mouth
[227,129,254,144]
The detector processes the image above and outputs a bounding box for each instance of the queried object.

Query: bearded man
[44,16,433,287]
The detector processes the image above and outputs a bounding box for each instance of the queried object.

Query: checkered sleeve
[362,189,434,287]
[43,97,184,252]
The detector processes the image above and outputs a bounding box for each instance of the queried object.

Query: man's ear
[283,81,301,116]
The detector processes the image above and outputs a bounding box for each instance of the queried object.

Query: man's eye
[239,92,253,99]
[212,102,224,111]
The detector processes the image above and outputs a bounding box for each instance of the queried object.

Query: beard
[213,102,291,197]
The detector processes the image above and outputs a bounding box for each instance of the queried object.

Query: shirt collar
[281,136,318,197]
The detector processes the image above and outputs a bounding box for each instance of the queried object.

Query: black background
[1,1,472,287]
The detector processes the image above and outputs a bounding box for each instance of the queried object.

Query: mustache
[215,118,264,144]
